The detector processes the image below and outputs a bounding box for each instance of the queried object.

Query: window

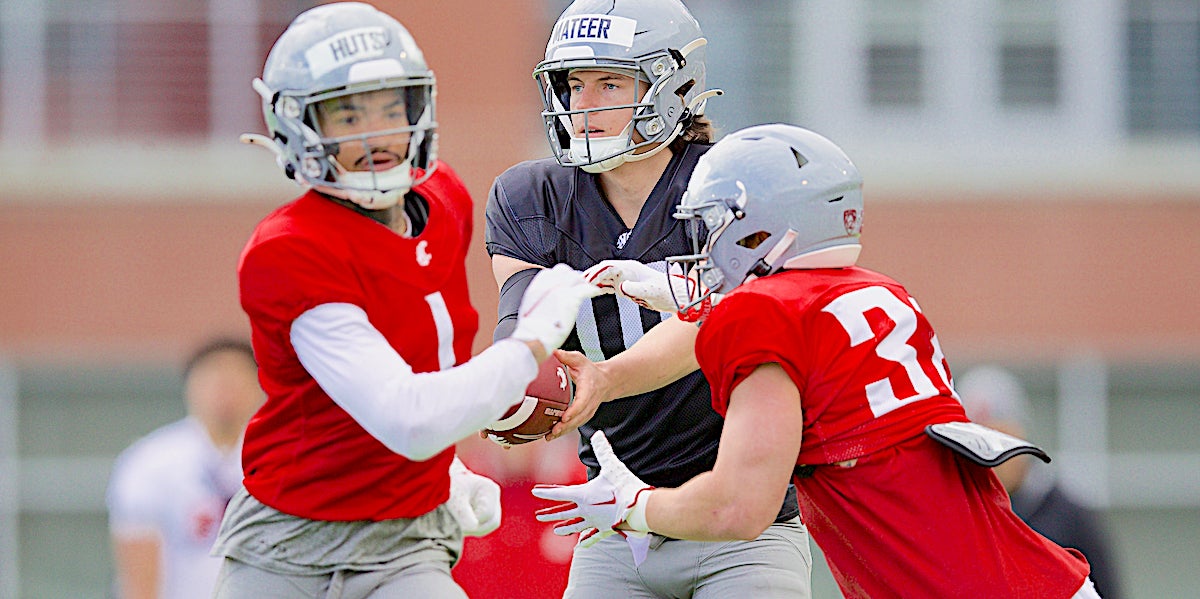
[999,0,1060,108]
[866,0,924,108]
[1127,1,1200,134]
[0,0,317,143]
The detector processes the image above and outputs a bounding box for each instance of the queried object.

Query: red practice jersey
[452,468,586,598]
[697,267,1090,598]
[238,162,478,521]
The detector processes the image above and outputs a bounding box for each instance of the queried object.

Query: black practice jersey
[486,144,721,488]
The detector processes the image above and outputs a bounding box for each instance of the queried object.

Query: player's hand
[532,431,654,564]
[530,434,652,537]
[512,264,603,355]
[447,456,502,537]
[583,260,694,313]
[546,349,610,441]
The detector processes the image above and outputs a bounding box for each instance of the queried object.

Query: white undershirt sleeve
[291,302,537,461]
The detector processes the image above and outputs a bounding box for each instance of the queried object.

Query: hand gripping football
[484,356,573,446]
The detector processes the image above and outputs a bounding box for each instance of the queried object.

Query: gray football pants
[564,517,812,599]
[211,556,467,599]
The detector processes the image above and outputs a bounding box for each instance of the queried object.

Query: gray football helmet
[535,0,720,172]
[244,2,437,209]
[667,124,864,313]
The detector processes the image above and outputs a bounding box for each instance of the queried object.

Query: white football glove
[446,456,502,537]
[583,260,723,321]
[532,431,654,565]
[583,260,683,313]
[511,264,604,354]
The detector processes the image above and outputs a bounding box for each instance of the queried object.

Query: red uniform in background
[699,267,1092,599]
[452,437,586,598]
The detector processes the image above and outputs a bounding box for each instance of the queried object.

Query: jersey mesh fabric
[485,145,722,488]
[238,161,477,521]
[696,267,1091,598]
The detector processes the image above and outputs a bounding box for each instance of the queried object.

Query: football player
[533,124,1103,598]
[108,338,262,599]
[210,4,599,598]
[485,1,811,597]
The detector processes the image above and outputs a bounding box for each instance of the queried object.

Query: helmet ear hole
[736,231,771,250]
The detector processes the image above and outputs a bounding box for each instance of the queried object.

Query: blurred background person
[957,365,1123,599]
[106,338,263,599]
[451,435,585,598]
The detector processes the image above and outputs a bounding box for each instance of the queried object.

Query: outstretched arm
[548,317,700,440]
[535,363,803,541]
[640,363,803,540]
[294,266,598,461]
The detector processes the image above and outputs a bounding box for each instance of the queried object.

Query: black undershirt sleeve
[493,267,540,342]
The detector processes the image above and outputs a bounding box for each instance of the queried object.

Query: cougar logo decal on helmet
[667,124,865,314]
[241,2,438,209]
[535,0,720,173]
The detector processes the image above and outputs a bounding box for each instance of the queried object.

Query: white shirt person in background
[107,338,263,599]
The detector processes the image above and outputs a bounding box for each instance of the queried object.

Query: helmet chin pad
[311,159,413,210]
[570,131,632,173]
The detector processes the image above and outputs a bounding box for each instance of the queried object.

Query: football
[484,356,573,446]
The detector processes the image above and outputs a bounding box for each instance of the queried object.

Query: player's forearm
[112,535,162,599]
[292,303,538,460]
[642,364,803,540]
[602,316,700,398]
[642,472,777,541]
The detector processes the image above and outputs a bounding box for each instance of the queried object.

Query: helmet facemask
[272,77,436,209]
[536,57,683,173]
[667,183,745,315]
[247,3,440,210]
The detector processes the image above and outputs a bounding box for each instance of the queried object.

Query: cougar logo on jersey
[416,240,432,266]
[548,14,637,49]
[305,26,391,78]
[615,230,631,249]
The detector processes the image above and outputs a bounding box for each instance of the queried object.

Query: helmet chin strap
[241,133,301,183]
[575,121,637,173]
[747,229,798,280]
[243,127,420,209]
[621,88,724,167]
[240,132,285,161]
